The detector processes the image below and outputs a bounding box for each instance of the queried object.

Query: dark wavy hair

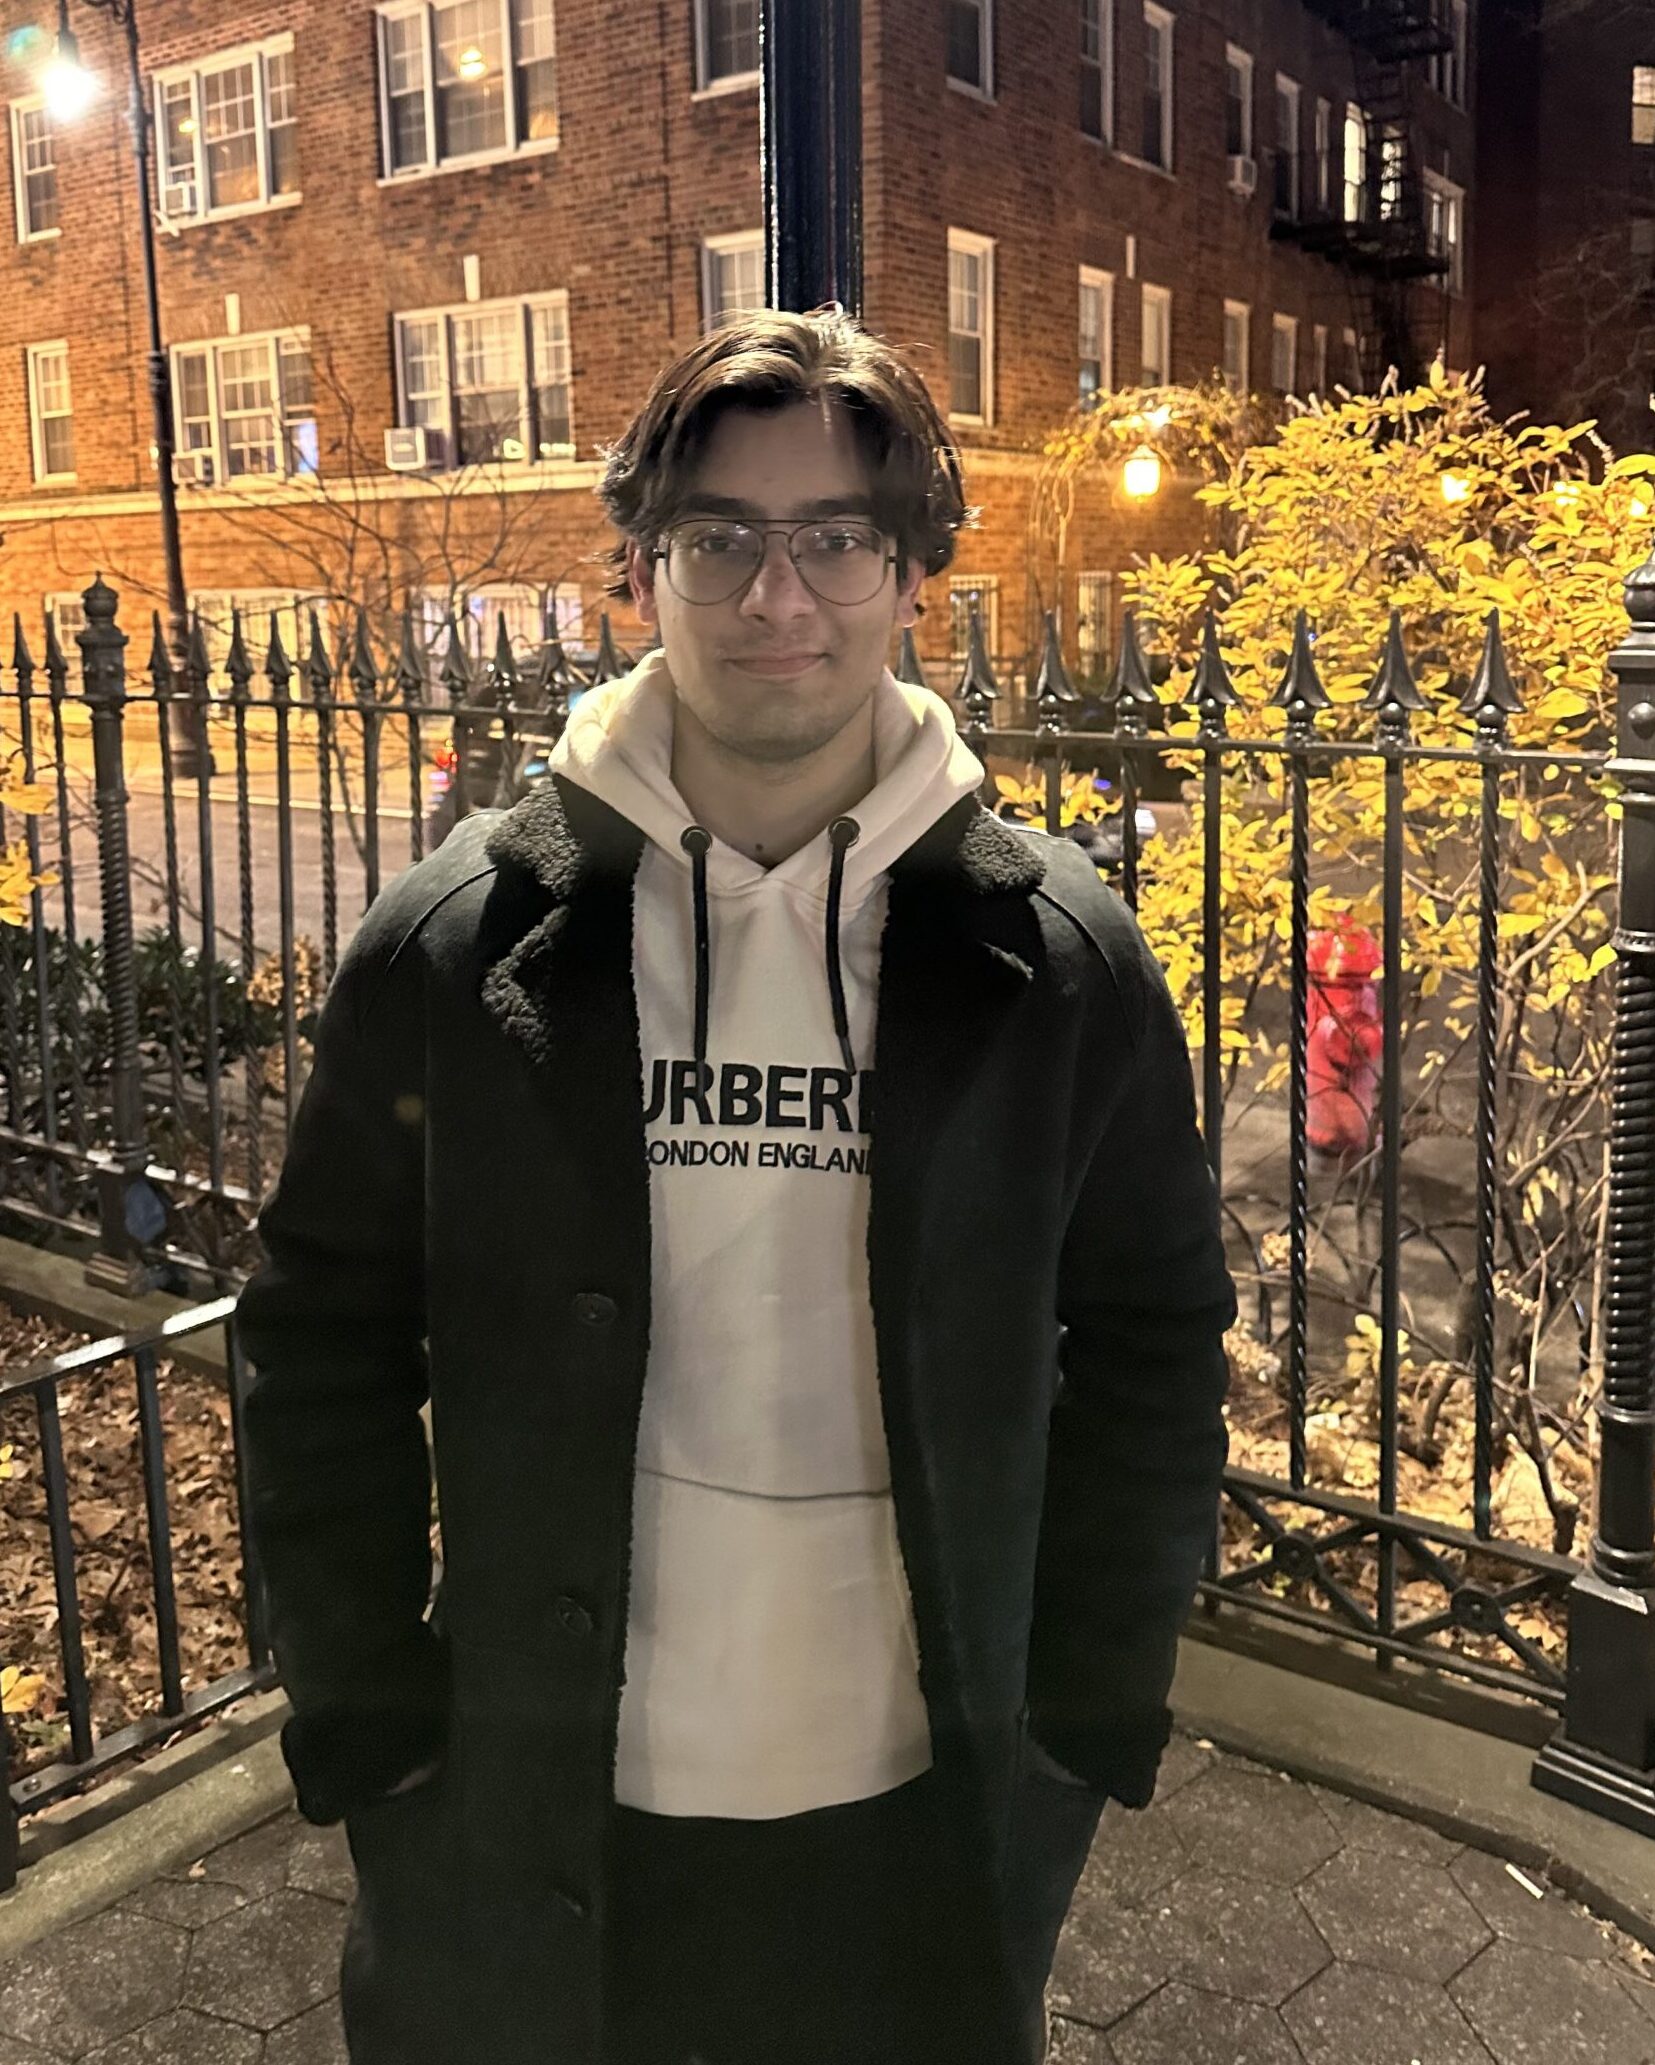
[595,305,972,603]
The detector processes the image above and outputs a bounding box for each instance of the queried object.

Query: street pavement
[0,1733,1648,2062]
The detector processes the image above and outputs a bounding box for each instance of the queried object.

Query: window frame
[1078,264,1115,402]
[1429,0,1468,107]
[26,340,75,483]
[1140,281,1171,385]
[947,226,996,426]
[416,580,585,657]
[1273,73,1300,216]
[946,0,995,99]
[1075,570,1113,687]
[1312,322,1328,394]
[1636,66,1655,147]
[1141,1,1174,172]
[700,229,766,330]
[1079,0,1112,144]
[1221,298,1250,395]
[1343,102,1369,222]
[1422,168,1466,293]
[1223,44,1253,164]
[1270,312,1298,395]
[392,289,575,468]
[1314,96,1332,212]
[153,33,299,226]
[692,0,760,95]
[11,98,60,244]
[374,0,560,183]
[168,326,318,487]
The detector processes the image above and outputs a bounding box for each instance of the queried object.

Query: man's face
[627,399,924,767]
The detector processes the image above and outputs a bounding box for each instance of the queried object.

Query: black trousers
[602,1768,1063,2065]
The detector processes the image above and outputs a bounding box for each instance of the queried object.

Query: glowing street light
[1122,443,1164,501]
[39,19,97,121]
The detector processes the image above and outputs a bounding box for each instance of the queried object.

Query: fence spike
[306,607,334,701]
[954,604,999,721]
[395,606,427,704]
[349,609,379,705]
[488,611,521,698]
[589,611,627,685]
[147,611,173,700]
[265,611,292,699]
[1271,608,1330,719]
[1459,607,1523,719]
[1112,607,1160,734]
[225,608,254,704]
[11,614,32,685]
[1364,608,1425,725]
[185,610,213,702]
[439,611,472,701]
[895,625,929,689]
[1033,609,1080,721]
[1192,610,1238,724]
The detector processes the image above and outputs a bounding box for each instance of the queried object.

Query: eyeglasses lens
[664,521,889,605]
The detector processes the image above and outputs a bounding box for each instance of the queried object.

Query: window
[189,591,329,669]
[1271,313,1297,394]
[694,0,759,90]
[1634,217,1655,264]
[1312,323,1328,394]
[26,343,74,481]
[376,1,558,178]
[44,594,88,648]
[1636,67,1655,146]
[395,292,572,466]
[1080,0,1111,141]
[1142,3,1173,169]
[1140,282,1171,384]
[1429,0,1468,106]
[1224,46,1252,161]
[170,330,317,484]
[948,229,995,422]
[11,101,59,240]
[1076,571,1113,687]
[947,0,992,94]
[702,232,765,328]
[1424,171,1465,292]
[416,581,584,658]
[1379,125,1405,220]
[949,574,999,668]
[1314,97,1332,212]
[1222,300,1249,394]
[155,37,298,221]
[1343,103,1368,222]
[1274,75,1300,215]
[1078,266,1114,401]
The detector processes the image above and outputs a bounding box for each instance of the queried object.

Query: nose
[738,533,818,621]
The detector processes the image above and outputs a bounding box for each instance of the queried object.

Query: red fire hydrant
[1306,923,1382,1163]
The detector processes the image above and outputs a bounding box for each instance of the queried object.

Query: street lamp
[39,0,205,777]
[1122,443,1164,501]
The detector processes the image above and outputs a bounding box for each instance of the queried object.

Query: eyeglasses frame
[650,516,900,608]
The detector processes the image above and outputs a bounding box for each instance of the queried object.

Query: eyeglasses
[654,518,897,607]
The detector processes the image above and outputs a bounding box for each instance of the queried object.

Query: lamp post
[41,0,203,777]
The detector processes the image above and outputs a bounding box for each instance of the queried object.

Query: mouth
[727,653,827,679]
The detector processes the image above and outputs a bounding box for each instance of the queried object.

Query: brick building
[0,0,1475,691]
[1477,0,1655,457]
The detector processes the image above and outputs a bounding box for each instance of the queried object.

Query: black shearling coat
[234,773,1236,2065]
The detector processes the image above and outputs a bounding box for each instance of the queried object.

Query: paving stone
[1446,1853,1619,1962]
[1085,1802,1189,1908]
[1283,1963,1495,2065]
[183,1889,348,2033]
[1164,1765,1343,1886]
[190,1816,300,1900]
[264,2000,350,2065]
[0,1909,188,2057]
[1618,1970,1655,2032]
[1047,2016,1117,2064]
[116,1878,248,1931]
[1450,1937,1655,2065]
[1107,1983,1304,2065]
[0,2038,64,2062]
[1298,1848,1493,1984]
[1050,1896,1176,2029]
[1149,1869,1333,2006]
[1152,1733,1220,1804]
[284,1824,357,1906]
[80,2008,263,2065]
[1307,1787,1464,1866]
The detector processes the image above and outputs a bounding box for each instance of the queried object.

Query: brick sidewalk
[0,1735,1649,2062]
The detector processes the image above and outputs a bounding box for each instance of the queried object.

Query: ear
[627,541,660,627]
[894,556,924,630]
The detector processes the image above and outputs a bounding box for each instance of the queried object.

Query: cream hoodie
[549,649,985,1818]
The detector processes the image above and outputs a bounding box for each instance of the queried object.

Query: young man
[236,307,1235,2065]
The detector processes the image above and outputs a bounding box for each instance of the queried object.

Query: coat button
[553,1594,594,1637]
[571,1292,617,1327]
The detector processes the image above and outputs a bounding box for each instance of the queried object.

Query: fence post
[1532,554,1655,1834]
[78,578,168,1294]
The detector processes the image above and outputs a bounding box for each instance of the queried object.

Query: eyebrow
[676,493,877,520]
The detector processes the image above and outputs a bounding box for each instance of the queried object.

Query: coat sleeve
[1024,896,1237,1807]
[234,880,447,1827]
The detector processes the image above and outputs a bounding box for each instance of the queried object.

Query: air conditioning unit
[384,424,446,472]
[1228,154,1258,197]
[162,181,198,220]
[172,450,214,487]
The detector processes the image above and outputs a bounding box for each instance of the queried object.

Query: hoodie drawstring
[825,817,861,1075]
[677,817,864,1079]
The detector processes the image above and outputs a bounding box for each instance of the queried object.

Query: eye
[809,526,874,554]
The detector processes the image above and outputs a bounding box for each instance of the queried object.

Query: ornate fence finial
[1112,607,1160,738]
[487,612,521,702]
[895,625,928,689]
[349,609,379,706]
[589,611,626,685]
[306,607,334,703]
[439,611,471,704]
[78,576,128,711]
[43,610,69,700]
[1033,609,1079,731]
[1192,609,1237,734]
[11,615,32,692]
[395,606,427,706]
[146,611,174,703]
[1271,609,1330,733]
[954,604,999,726]
[225,608,254,706]
[265,612,292,702]
[1365,608,1425,738]
[1459,607,1522,740]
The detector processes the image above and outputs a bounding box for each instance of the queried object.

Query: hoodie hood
[548,647,984,1071]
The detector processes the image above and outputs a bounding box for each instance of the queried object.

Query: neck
[670,695,876,868]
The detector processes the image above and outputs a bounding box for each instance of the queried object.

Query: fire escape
[1270,0,1454,390]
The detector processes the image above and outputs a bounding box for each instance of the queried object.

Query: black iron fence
[0,568,1649,1847]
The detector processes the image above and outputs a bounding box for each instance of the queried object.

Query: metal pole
[761,0,862,314]
[1532,553,1655,1835]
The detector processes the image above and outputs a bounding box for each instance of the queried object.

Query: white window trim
[374,1,560,186]
[1422,167,1466,294]
[700,229,766,330]
[1079,0,1113,144]
[1078,264,1115,398]
[1430,0,1468,107]
[947,226,996,426]
[1143,2,1174,173]
[169,326,314,486]
[392,290,574,467]
[692,0,760,96]
[1314,96,1332,212]
[1140,281,1171,385]
[946,0,995,100]
[26,341,74,483]
[11,98,60,245]
[1271,312,1299,394]
[1344,102,1369,221]
[1224,45,1253,162]
[1222,298,1250,394]
[1312,323,1329,394]
[1639,66,1655,148]
[1274,73,1301,213]
[153,33,299,228]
